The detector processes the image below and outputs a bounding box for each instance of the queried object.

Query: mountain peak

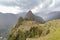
[25,10,34,20]
[27,10,33,15]
[28,10,32,12]
[25,10,45,23]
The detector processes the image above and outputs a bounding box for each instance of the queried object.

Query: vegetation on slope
[8,17,45,40]
[8,17,60,40]
[27,19,60,40]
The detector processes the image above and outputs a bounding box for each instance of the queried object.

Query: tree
[26,27,42,38]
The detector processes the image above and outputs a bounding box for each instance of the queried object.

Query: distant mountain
[25,11,45,23]
[36,11,60,22]
[46,11,60,21]
[0,13,18,38]
[0,13,17,29]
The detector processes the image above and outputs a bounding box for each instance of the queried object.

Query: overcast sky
[0,0,60,14]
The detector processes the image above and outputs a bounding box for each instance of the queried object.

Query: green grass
[46,28,60,40]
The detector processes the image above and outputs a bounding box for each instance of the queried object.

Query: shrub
[26,27,42,38]
[15,17,24,28]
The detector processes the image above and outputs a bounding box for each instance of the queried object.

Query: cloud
[32,0,53,13]
[0,0,60,13]
[48,0,55,8]
[0,5,21,14]
[0,0,16,6]
[32,0,60,14]
[0,0,43,10]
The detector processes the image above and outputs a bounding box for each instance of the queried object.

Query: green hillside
[8,17,60,40]
[44,20,60,40]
